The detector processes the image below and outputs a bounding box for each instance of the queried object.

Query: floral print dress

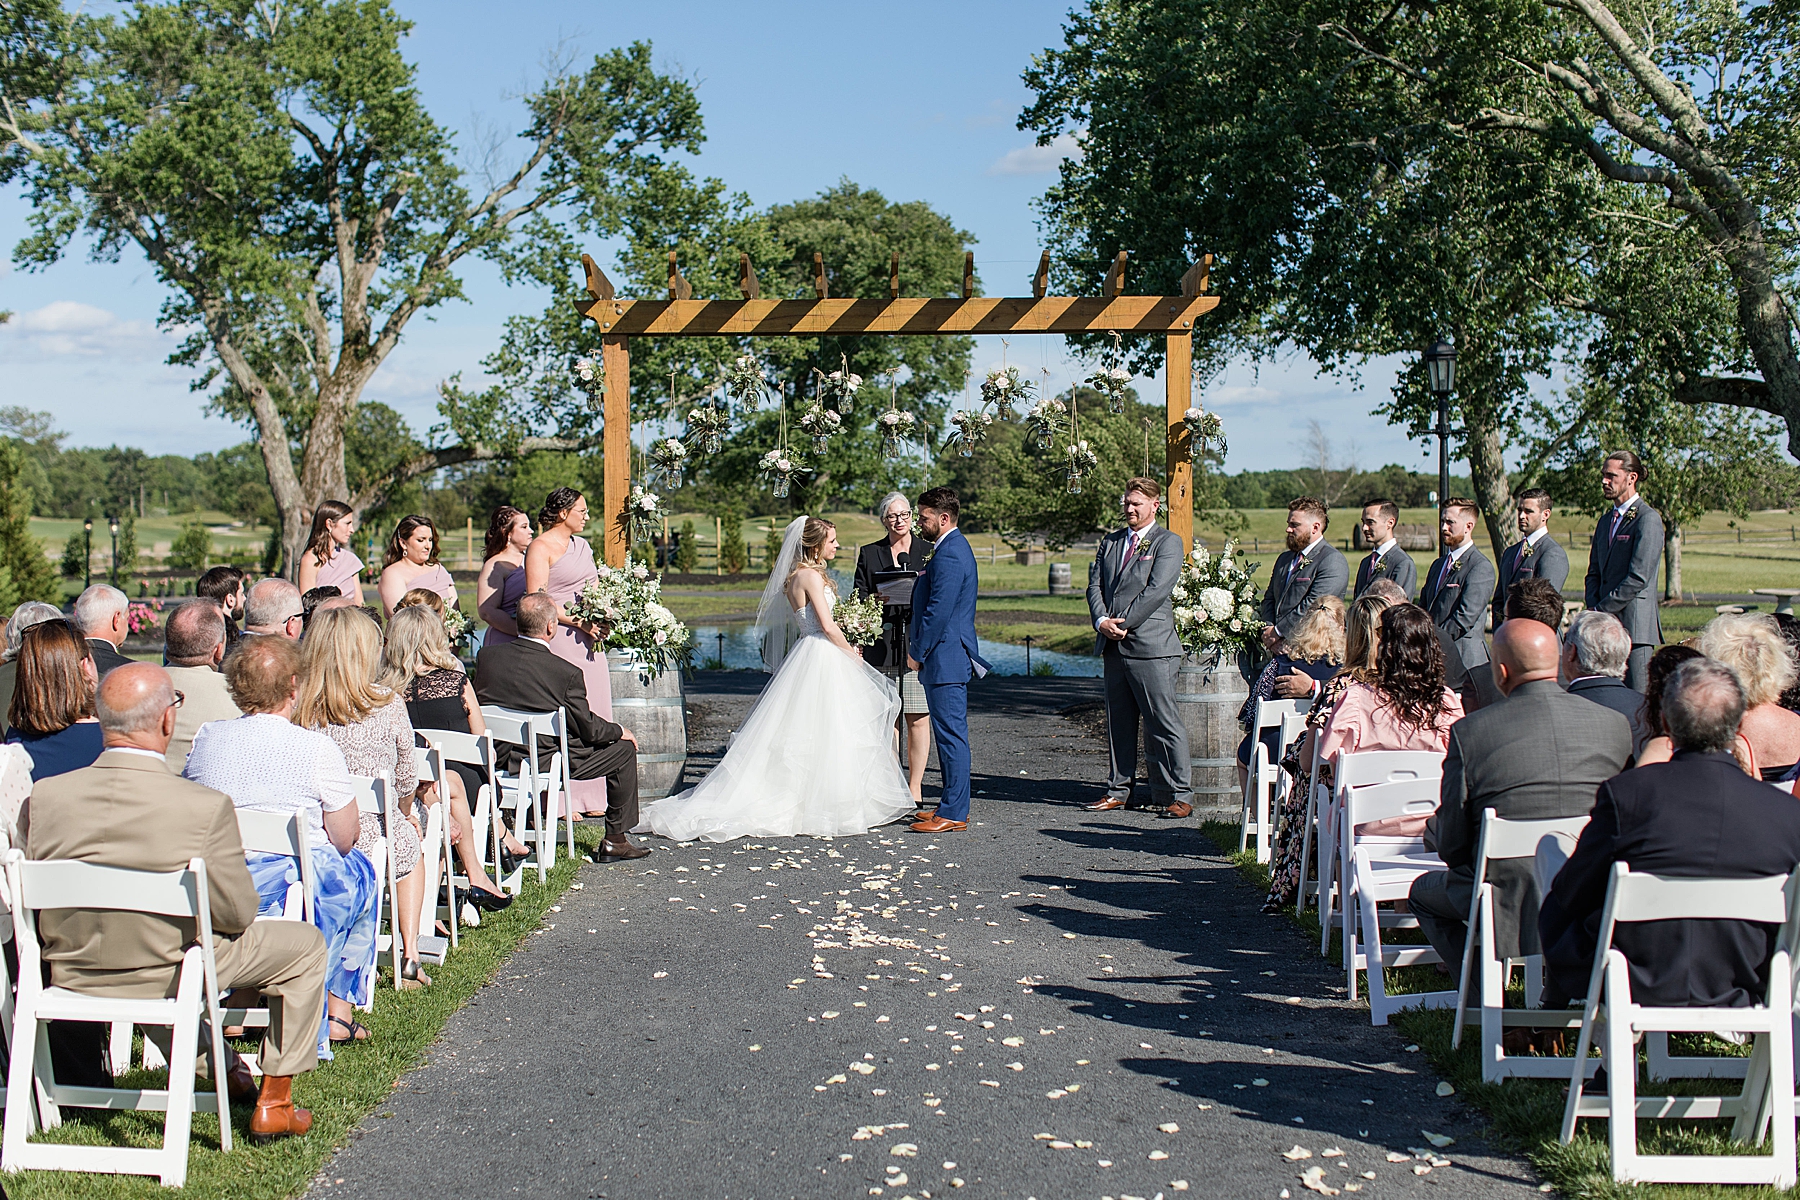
[1263,674,1352,911]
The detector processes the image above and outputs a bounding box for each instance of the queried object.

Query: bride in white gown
[638,516,916,842]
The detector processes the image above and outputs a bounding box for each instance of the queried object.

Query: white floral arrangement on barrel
[568,562,692,678]
[948,408,995,456]
[832,592,885,647]
[980,365,1034,417]
[1025,395,1067,449]
[1171,540,1264,654]
[799,404,842,454]
[758,448,803,498]
[1087,365,1132,414]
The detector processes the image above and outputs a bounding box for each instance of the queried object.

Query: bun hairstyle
[305,500,355,567]
[539,487,584,532]
[484,506,529,559]
[384,514,441,568]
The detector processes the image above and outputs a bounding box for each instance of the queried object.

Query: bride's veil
[755,515,809,672]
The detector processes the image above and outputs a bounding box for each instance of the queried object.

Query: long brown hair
[305,500,355,567]
[383,514,441,568]
[1374,604,1451,732]
[484,506,529,560]
[8,620,95,736]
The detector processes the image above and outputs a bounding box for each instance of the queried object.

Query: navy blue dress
[6,722,105,781]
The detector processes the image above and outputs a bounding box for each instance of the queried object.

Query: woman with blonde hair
[296,500,364,605]
[1698,613,1800,780]
[638,515,914,841]
[379,606,521,911]
[295,607,431,988]
[1237,595,1347,782]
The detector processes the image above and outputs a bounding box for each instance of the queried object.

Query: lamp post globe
[82,518,93,588]
[1423,339,1457,546]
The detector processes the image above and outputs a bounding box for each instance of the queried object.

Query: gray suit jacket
[1492,533,1570,626]
[1420,546,1497,669]
[1087,525,1184,658]
[1583,500,1664,646]
[1423,678,1632,959]
[1354,545,1418,601]
[1257,542,1350,640]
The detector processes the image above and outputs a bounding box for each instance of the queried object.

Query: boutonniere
[1622,506,1640,526]
[1519,540,1534,560]
[1447,555,1464,574]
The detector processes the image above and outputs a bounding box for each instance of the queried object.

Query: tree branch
[348,433,601,513]
[1672,374,1782,416]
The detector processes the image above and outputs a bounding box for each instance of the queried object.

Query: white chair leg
[1603,959,1638,1182]
[108,1021,133,1076]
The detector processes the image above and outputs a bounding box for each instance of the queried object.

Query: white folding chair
[1561,865,1795,1187]
[2,851,232,1186]
[349,775,401,1007]
[1342,776,1451,1023]
[410,744,455,959]
[480,707,559,886]
[1450,809,1595,1082]
[1239,697,1308,862]
[1320,750,1444,957]
[420,728,506,903]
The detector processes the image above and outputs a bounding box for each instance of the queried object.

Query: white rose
[635,565,651,581]
[847,374,862,387]
[654,631,668,645]
[777,459,791,471]
[646,602,673,623]
[1111,367,1130,381]
[642,494,658,510]
[1171,585,1188,601]
[1229,618,1243,632]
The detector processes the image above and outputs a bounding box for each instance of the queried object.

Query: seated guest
[294,607,430,988]
[184,636,380,1050]
[1776,613,1800,713]
[163,601,243,770]
[195,565,247,647]
[1273,579,1465,701]
[379,606,519,908]
[1632,645,1705,768]
[0,600,63,738]
[1264,588,1398,911]
[1238,596,1345,783]
[1409,619,1632,972]
[1561,610,1649,753]
[27,663,328,1139]
[1506,577,1567,631]
[75,584,133,676]
[1316,603,1466,836]
[299,586,342,628]
[243,578,305,640]
[5,620,104,781]
[1698,613,1800,781]
[1538,657,1800,1007]
[475,592,649,862]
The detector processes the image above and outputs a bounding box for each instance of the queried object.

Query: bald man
[1407,619,1633,974]
[26,663,327,1140]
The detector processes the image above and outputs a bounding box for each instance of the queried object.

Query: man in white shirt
[1492,487,1569,630]
[1352,498,1417,600]
[162,600,242,771]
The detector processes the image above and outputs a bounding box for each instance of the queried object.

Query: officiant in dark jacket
[854,492,932,808]
[473,591,648,862]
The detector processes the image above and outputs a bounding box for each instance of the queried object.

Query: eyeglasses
[284,611,305,624]
[168,691,185,710]
[885,511,912,521]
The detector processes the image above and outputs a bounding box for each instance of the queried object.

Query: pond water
[687,623,1102,678]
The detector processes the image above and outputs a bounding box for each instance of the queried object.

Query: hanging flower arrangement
[623,485,662,545]
[685,403,731,455]
[948,408,995,457]
[1025,395,1068,449]
[877,408,915,459]
[1088,365,1132,414]
[980,365,1034,417]
[758,449,803,498]
[799,404,842,455]
[1064,439,1100,493]
[649,436,688,482]
[817,354,863,412]
[724,354,766,414]
[1183,405,1227,455]
[572,356,603,405]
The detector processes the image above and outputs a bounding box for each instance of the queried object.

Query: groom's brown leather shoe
[1084,796,1128,811]
[1158,801,1194,820]
[911,815,966,833]
[593,838,651,862]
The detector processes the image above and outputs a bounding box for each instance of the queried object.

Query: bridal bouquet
[441,604,477,651]
[980,365,1034,417]
[569,563,692,678]
[1171,540,1263,655]
[833,592,885,647]
[1088,365,1132,414]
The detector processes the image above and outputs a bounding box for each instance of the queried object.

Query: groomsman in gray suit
[1086,478,1194,819]
[1258,497,1350,652]
[1420,498,1498,708]
[1491,487,1570,630]
[1353,498,1418,600]
[1583,450,1664,691]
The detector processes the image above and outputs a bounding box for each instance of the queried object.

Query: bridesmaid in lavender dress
[297,500,365,605]
[377,515,460,616]
[476,506,533,650]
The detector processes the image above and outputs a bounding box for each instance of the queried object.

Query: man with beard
[196,565,247,647]
[1582,451,1664,691]
[1258,497,1350,652]
[1420,499,1498,709]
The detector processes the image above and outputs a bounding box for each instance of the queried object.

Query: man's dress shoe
[911,815,967,832]
[1084,797,1128,812]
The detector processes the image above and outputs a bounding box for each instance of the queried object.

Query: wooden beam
[1180,254,1212,297]
[601,334,631,568]
[889,251,900,301]
[1166,331,1194,553]
[1103,251,1128,300]
[738,252,760,300]
[573,294,1219,337]
[962,251,976,299]
[667,251,692,301]
[1033,251,1050,300]
[582,253,614,302]
[812,251,829,300]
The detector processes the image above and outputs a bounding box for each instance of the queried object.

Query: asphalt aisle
[311,673,1540,1200]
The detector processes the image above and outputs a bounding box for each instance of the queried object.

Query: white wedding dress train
[638,603,915,842]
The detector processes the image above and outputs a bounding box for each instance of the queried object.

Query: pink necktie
[1126,531,1140,562]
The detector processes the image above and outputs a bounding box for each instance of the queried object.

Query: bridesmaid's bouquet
[441,605,477,651]
[570,563,692,678]
[833,592,886,647]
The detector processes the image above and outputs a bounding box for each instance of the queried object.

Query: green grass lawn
[5,826,605,1200]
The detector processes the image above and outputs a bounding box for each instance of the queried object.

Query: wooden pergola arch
[571,249,1220,568]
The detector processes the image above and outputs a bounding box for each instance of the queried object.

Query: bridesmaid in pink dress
[296,500,365,604]
[378,515,460,616]
[476,506,532,650]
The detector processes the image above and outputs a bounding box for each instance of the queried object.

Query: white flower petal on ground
[1283,1146,1313,1160]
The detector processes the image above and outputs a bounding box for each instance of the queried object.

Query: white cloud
[988,133,1084,176]
[3,300,171,359]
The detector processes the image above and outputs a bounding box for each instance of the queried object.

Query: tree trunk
[1664,523,1683,600]
[1463,406,1516,561]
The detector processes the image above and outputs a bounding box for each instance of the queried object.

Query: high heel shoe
[399,959,433,989]
[464,885,513,912]
[498,845,529,876]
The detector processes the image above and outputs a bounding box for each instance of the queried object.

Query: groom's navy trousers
[910,526,988,823]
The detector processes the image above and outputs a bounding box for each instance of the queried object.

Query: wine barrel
[1175,648,1251,817]
[607,650,689,800]
[1048,563,1073,595]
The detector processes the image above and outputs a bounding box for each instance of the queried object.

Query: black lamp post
[82,518,93,588]
[1423,339,1458,546]
[108,516,120,587]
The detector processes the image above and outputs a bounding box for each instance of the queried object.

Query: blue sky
[0,0,1429,474]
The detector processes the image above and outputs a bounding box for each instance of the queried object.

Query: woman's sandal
[328,1015,370,1044]
[399,959,433,989]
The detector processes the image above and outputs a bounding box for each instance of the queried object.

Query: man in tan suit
[163,602,241,771]
[26,663,325,1140]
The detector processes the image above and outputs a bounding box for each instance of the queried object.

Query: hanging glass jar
[883,434,902,460]
[773,475,790,498]
[1067,469,1084,494]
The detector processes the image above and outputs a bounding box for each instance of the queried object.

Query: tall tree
[1,2,702,569]
[0,439,59,608]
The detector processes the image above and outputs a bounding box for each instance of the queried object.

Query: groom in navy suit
[908,487,990,833]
